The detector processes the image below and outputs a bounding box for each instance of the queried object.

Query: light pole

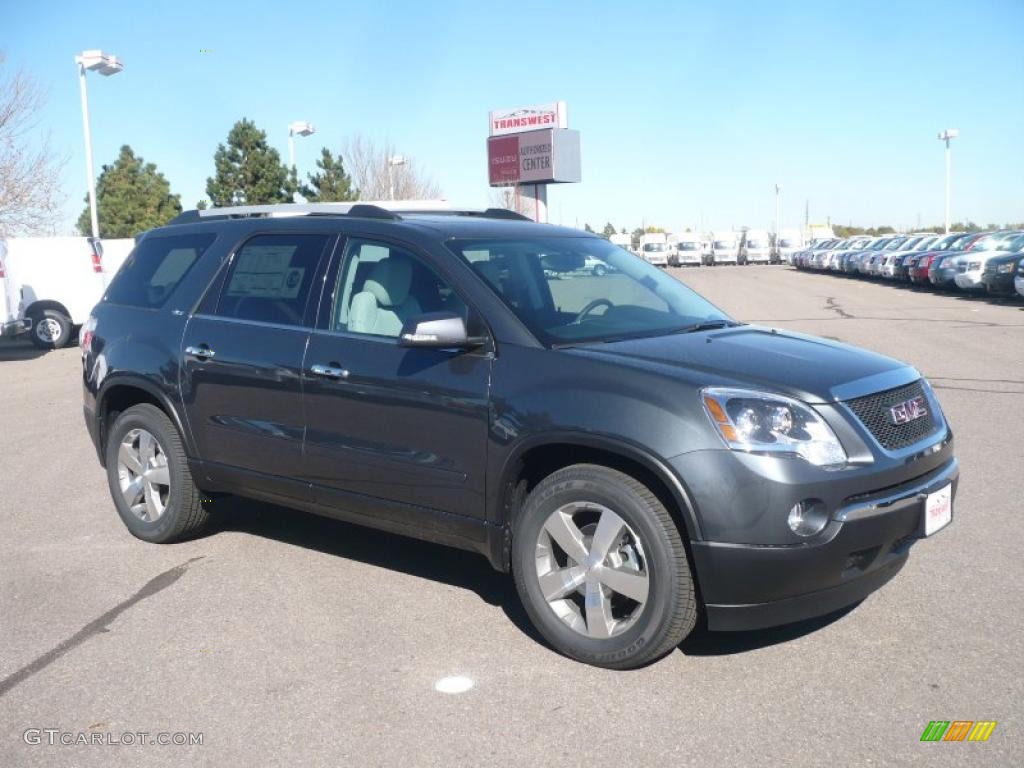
[774,183,782,237]
[75,50,123,239]
[938,128,959,233]
[288,121,315,172]
[387,155,406,200]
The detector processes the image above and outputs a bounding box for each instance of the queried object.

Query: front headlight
[701,388,848,467]
[997,262,1014,274]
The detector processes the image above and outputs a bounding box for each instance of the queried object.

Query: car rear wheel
[513,464,697,669]
[28,308,72,350]
[105,404,209,543]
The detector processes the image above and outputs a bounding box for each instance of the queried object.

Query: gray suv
[82,203,958,669]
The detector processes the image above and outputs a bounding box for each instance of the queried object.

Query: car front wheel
[513,464,697,669]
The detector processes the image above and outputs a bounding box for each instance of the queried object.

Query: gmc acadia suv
[81,203,958,669]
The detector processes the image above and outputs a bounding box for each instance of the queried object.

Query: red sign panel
[488,135,520,185]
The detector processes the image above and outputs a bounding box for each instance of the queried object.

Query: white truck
[609,233,633,253]
[709,231,739,265]
[0,236,135,349]
[673,233,703,266]
[743,229,771,264]
[639,232,669,267]
[775,228,804,264]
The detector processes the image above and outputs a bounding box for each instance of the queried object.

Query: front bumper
[1015,275,1024,297]
[929,267,958,287]
[692,457,958,630]
[954,272,983,291]
[981,273,1017,294]
[1,319,29,337]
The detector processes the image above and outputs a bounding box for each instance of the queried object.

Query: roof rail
[165,200,537,226]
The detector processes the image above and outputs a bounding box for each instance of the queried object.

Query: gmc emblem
[889,395,928,425]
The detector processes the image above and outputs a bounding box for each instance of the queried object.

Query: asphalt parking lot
[1,266,1021,767]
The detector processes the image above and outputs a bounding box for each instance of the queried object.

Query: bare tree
[343,134,441,201]
[0,54,65,236]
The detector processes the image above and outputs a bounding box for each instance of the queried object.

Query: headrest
[365,256,412,307]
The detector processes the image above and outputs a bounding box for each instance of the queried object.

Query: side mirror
[399,311,484,349]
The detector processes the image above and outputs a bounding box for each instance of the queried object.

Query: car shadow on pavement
[0,338,49,361]
[207,497,547,645]
[678,603,859,657]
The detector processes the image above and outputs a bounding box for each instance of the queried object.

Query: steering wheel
[574,298,614,324]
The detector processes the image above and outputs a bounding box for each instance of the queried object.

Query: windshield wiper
[672,319,741,334]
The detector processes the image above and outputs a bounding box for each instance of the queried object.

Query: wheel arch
[24,300,73,321]
[490,433,705,572]
[95,376,194,468]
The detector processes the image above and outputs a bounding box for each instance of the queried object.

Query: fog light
[788,500,829,537]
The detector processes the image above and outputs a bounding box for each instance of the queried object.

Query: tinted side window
[216,234,329,326]
[104,234,216,308]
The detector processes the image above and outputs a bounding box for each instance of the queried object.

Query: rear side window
[104,234,216,308]
[215,234,330,326]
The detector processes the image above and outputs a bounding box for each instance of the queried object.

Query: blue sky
[5,0,1023,235]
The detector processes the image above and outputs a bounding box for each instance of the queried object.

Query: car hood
[566,325,915,404]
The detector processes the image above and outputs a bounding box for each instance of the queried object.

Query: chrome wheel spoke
[118,442,143,475]
[584,579,614,639]
[589,508,627,563]
[538,566,586,601]
[542,511,590,565]
[142,482,161,522]
[145,459,170,488]
[138,431,156,464]
[121,476,145,507]
[598,566,649,603]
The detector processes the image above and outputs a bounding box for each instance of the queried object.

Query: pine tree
[601,222,616,239]
[301,148,358,202]
[205,118,294,206]
[77,145,181,237]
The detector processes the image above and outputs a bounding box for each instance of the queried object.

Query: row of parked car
[790,230,1024,299]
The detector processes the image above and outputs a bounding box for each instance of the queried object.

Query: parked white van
[639,232,669,266]
[776,229,804,264]
[744,229,771,264]
[0,236,108,349]
[674,234,703,266]
[709,231,739,265]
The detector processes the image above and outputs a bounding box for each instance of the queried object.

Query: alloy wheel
[117,428,171,522]
[534,502,650,639]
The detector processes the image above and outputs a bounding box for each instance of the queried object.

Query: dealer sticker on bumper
[924,484,953,536]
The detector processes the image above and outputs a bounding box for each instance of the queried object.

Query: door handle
[185,345,216,360]
[310,363,349,380]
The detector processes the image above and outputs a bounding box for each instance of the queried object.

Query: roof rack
[166,201,534,226]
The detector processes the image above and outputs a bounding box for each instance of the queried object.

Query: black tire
[512,464,697,669]
[28,308,72,350]
[593,265,607,277]
[105,404,209,543]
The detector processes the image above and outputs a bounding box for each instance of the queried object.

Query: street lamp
[774,183,782,237]
[387,155,406,200]
[287,121,315,171]
[75,50,123,239]
[937,128,959,233]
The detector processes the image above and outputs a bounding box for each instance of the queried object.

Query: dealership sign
[487,128,581,186]
[489,102,568,137]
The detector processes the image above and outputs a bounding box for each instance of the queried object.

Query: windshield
[713,240,734,249]
[643,242,667,252]
[448,237,732,346]
[746,240,765,249]
[977,232,1021,251]
[678,242,699,250]
[778,239,798,247]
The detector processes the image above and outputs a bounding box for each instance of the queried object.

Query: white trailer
[609,233,632,253]
[775,228,804,264]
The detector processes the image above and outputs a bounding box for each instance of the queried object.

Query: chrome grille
[844,380,938,451]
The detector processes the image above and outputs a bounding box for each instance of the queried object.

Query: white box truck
[743,229,771,264]
[639,232,669,266]
[674,233,703,266]
[0,236,111,349]
[609,233,633,253]
[776,228,804,264]
[709,231,739,265]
